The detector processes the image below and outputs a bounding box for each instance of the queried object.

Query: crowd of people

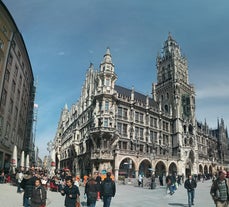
[1,166,229,207]
[0,167,116,207]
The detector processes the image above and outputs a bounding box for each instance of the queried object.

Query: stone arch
[168,162,177,175]
[199,164,203,173]
[139,159,152,178]
[209,165,213,174]
[118,157,136,178]
[155,160,166,177]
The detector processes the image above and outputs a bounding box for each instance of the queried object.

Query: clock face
[182,94,191,117]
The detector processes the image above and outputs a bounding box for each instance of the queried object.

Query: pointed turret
[163,33,181,58]
[97,47,117,94]
[64,103,68,110]
[101,47,112,66]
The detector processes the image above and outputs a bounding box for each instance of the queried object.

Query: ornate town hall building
[53,34,229,180]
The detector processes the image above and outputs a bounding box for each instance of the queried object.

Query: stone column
[135,170,139,178]
[114,168,119,181]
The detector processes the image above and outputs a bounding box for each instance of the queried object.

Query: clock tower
[153,34,197,175]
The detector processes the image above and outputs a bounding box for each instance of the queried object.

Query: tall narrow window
[123,108,128,119]
[123,124,127,136]
[105,101,109,111]
[118,107,122,117]
[117,123,122,134]
[104,118,108,127]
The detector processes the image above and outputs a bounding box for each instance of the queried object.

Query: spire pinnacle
[102,47,112,63]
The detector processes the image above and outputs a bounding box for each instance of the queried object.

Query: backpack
[103,181,113,195]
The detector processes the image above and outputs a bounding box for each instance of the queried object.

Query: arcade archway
[199,164,203,173]
[119,158,135,178]
[168,162,177,175]
[155,161,166,176]
[139,159,152,178]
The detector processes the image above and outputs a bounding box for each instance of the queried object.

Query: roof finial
[168,32,172,40]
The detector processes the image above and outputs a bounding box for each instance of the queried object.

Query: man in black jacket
[20,171,37,207]
[184,175,197,207]
[61,177,80,207]
[101,172,116,207]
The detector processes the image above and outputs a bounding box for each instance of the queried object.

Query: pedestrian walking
[210,170,229,207]
[30,178,47,207]
[138,174,143,187]
[159,174,163,186]
[184,175,197,207]
[61,177,80,207]
[166,174,175,195]
[85,176,99,207]
[95,172,102,200]
[101,172,116,207]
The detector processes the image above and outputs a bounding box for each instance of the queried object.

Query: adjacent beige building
[53,35,229,180]
[0,2,35,172]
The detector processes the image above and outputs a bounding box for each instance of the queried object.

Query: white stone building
[53,34,229,180]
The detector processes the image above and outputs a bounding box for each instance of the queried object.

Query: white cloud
[196,81,229,99]
[58,51,65,56]
[89,50,94,54]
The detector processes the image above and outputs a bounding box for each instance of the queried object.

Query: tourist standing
[210,170,229,207]
[184,175,197,207]
[61,177,80,207]
[20,171,37,207]
[31,178,46,207]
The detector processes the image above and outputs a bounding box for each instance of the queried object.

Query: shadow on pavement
[168,203,189,207]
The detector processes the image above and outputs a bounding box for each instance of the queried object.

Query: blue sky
[3,0,229,158]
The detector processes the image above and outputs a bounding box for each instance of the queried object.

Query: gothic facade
[53,34,229,180]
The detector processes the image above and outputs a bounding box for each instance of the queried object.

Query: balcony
[91,149,114,160]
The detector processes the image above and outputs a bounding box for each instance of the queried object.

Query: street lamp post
[47,140,55,176]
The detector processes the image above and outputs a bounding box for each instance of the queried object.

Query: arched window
[189,124,193,134]
[164,104,169,113]
[189,138,193,146]
[183,125,187,133]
